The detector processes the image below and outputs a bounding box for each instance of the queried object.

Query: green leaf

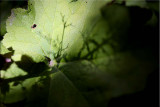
[0,0,158,106]
[52,54,154,106]
[0,63,50,104]
[0,42,10,55]
[47,3,156,106]
[0,63,28,103]
[48,71,90,107]
[0,2,12,36]
[2,0,109,62]
[0,55,50,103]
[125,0,147,8]
[0,1,28,36]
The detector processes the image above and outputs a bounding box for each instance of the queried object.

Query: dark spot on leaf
[31,24,37,29]
[70,0,78,3]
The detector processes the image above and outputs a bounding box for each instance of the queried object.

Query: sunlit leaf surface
[0,0,158,106]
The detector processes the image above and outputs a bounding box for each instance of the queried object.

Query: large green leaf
[0,0,158,106]
[48,53,154,106]
[1,0,108,62]
[48,2,156,107]
[0,0,108,104]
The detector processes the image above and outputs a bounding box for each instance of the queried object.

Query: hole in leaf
[31,24,37,29]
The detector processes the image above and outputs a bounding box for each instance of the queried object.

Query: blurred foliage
[0,0,28,37]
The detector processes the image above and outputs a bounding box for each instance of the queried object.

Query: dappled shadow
[0,55,53,105]
[60,2,158,106]
[65,2,158,65]
[0,1,158,107]
[15,55,48,75]
[0,47,14,70]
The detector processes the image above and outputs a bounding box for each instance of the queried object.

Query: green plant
[0,0,158,106]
